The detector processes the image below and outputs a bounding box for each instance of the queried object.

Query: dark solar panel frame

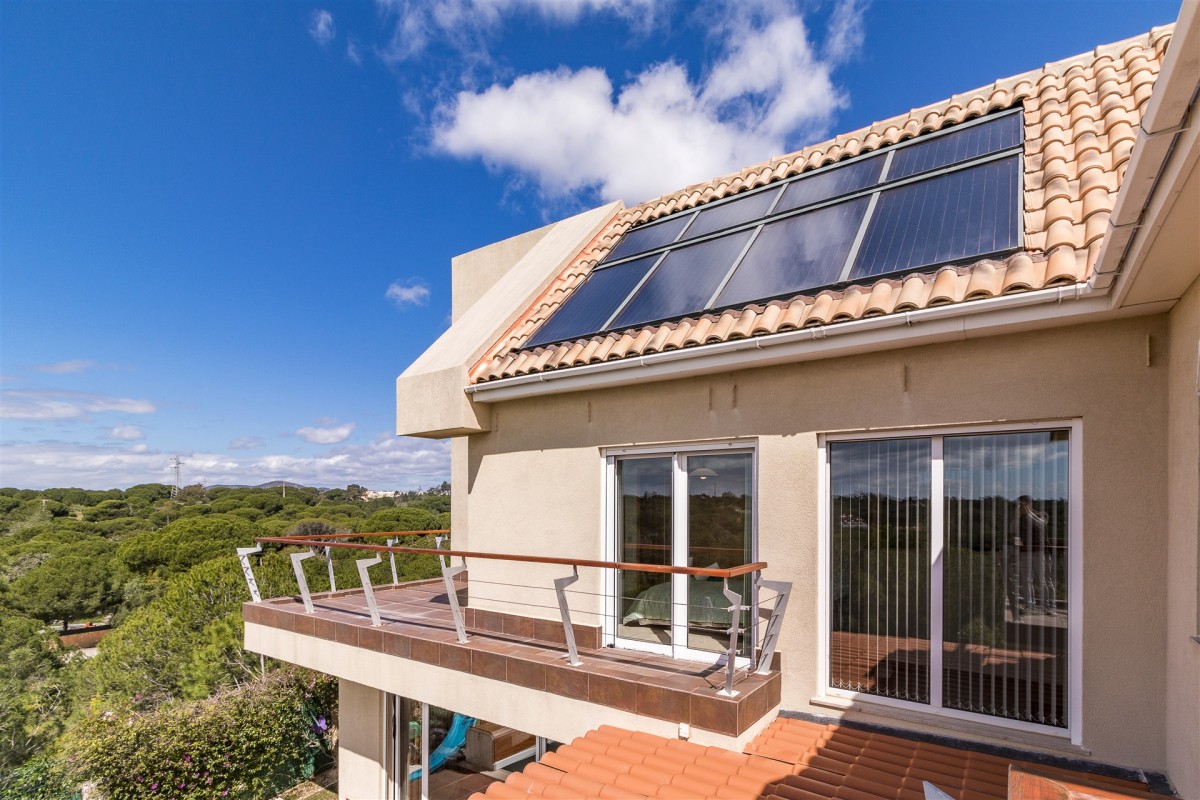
[523,108,1024,349]
[610,231,757,331]
[524,254,663,349]
[849,153,1022,281]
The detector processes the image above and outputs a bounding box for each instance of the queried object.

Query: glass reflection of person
[1011,495,1054,614]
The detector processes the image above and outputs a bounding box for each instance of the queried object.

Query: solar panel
[611,231,755,329]
[850,155,1019,280]
[602,213,693,263]
[525,254,660,348]
[773,155,884,215]
[714,197,871,309]
[679,187,782,241]
[887,113,1022,181]
[525,111,1024,350]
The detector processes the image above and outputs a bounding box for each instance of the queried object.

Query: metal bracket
[385,538,399,585]
[236,546,262,603]
[436,538,469,643]
[291,551,317,614]
[324,546,336,593]
[553,566,583,666]
[718,579,745,698]
[754,578,793,674]
[356,556,383,626]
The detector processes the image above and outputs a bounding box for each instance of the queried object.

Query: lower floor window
[827,428,1072,729]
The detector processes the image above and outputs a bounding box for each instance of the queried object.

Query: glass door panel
[828,438,932,703]
[942,430,1069,728]
[685,453,753,655]
[615,457,674,649]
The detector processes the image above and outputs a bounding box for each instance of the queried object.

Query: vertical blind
[829,438,931,704]
[830,430,1070,729]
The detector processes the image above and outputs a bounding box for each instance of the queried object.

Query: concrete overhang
[395,201,622,438]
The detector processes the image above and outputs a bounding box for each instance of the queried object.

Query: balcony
[237,533,790,741]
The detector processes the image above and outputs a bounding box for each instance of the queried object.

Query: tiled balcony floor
[243,579,780,737]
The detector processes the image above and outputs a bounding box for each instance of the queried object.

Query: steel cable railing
[237,531,791,698]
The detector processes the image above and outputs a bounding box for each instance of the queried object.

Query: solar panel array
[526,111,1023,350]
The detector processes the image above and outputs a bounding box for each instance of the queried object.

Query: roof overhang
[1093,0,1200,306]
[466,283,1171,403]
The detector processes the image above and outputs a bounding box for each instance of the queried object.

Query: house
[242,4,1199,798]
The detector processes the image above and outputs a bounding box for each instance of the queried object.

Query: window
[822,424,1080,738]
[527,110,1023,349]
[605,444,756,662]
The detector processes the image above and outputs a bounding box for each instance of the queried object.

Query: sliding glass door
[611,447,755,661]
[826,427,1075,733]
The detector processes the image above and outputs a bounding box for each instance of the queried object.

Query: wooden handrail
[255,535,767,580]
[279,530,448,541]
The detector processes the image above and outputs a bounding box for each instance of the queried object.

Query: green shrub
[72,669,335,800]
[0,755,78,800]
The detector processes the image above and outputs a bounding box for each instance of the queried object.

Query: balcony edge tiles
[243,592,781,737]
[468,26,1172,386]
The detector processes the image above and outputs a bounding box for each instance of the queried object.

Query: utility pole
[170,456,185,499]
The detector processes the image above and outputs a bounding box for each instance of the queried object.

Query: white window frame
[817,420,1083,744]
[601,439,759,665]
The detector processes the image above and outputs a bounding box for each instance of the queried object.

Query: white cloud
[296,421,356,445]
[228,436,266,450]
[823,0,868,64]
[0,436,451,492]
[108,424,145,441]
[377,0,661,63]
[33,360,100,374]
[346,39,362,64]
[431,0,858,203]
[309,9,336,45]
[386,280,431,308]
[0,389,156,421]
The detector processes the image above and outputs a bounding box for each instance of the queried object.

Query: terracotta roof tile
[469,26,1174,385]
[469,719,1163,800]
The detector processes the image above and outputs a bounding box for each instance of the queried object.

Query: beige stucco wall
[1165,275,1200,798]
[457,313,1171,772]
[338,679,388,800]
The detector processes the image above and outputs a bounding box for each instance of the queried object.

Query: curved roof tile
[469,27,1171,385]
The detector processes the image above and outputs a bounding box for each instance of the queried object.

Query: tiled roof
[468,719,1161,800]
[470,27,1173,384]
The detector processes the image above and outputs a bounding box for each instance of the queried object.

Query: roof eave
[464,281,1172,403]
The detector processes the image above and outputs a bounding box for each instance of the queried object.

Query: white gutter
[465,283,1128,403]
[1091,3,1199,297]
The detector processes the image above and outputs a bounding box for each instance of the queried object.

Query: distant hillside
[208,480,328,491]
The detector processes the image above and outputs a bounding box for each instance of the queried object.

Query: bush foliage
[72,669,336,800]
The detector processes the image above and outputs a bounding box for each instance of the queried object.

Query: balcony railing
[237,532,791,698]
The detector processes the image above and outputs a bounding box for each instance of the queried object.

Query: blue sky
[0,0,1179,491]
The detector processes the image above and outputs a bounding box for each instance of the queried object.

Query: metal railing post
[719,578,745,697]
[291,551,317,613]
[754,578,792,674]
[435,537,469,643]
[356,556,383,626]
[553,567,583,666]
[386,537,399,585]
[236,545,263,602]
[325,546,336,593]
